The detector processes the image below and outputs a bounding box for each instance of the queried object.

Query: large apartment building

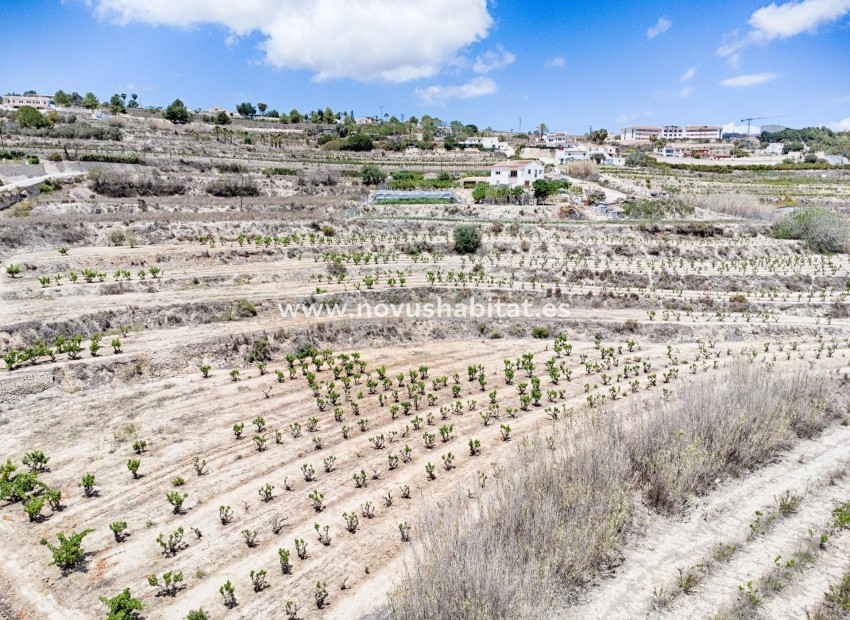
[622,124,722,141]
[662,125,684,139]
[1,94,54,110]
[683,125,722,140]
[620,125,662,141]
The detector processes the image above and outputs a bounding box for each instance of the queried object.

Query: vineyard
[1,119,850,620]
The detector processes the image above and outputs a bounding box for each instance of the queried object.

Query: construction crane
[740,115,786,136]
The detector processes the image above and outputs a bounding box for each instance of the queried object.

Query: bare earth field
[1,117,850,620]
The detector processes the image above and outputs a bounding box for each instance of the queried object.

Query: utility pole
[379,105,384,123]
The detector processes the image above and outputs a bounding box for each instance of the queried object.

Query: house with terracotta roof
[489,160,544,188]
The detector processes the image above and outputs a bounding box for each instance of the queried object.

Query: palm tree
[537,123,549,138]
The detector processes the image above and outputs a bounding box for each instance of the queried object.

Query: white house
[543,132,580,147]
[462,136,499,149]
[555,147,591,164]
[490,160,544,188]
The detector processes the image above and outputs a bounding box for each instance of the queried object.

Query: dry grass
[384,365,838,620]
[683,194,777,221]
[566,160,599,181]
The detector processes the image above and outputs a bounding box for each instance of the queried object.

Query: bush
[79,152,138,164]
[262,167,297,176]
[531,327,551,339]
[40,528,94,569]
[453,225,482,254]
[88,169,187,197]
[361,164,386,186]
[100,589,143,620]
[163,99,191,124]
[773,208,848,253]
[343,133,373,151]
[17,123,121,141]
[206,178,260,197]
[16,106,51,129]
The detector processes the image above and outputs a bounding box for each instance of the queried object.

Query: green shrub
[206,178,260,197]
[16,106,51,129]
[773,208,848,253]
[262,167,297,176]
[79,152,139,164]
[100,589,143,620]
[453,225,481,254]
[360,164,386,186]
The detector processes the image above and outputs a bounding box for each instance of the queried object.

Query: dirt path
[559,423,850,619]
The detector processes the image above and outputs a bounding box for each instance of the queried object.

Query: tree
[40,528,94,570]
[625,150,647,167]
[163,99,190,124]
[345,133,373,151]
[81,92,99,110]
[99,589,143,620]
[533,179,570,204]
[589,129,608,144]
[108,94,126,115]
[537,122,549,138]
[237,102,257,117]
[360,164,386,186]
[16,106,51,129]
[290,108,303,123]
[53,90,72,106]
[444,135,459,150]
[127,93,139,108]
[257,102,268,114]
[472,183,487,202]
[214,111,231,125]
[453,225,481,254]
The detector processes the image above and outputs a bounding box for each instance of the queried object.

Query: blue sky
[2,0,849,133]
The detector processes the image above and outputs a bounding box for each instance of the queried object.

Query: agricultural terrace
[1,111,849,620]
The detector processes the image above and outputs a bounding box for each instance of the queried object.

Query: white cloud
[545,56,566,68]
[413,77,497,105]
[90,0,494,83]
[717,0,850,60]
[679,86,695,97]
[828,117,850,131]
[647,17,672,39]
[680,67,697,82]
[472,46,515,74]
[749,0,850,39]
[720,72,778,86]
[722,121,761,134]
[616,111,653,124]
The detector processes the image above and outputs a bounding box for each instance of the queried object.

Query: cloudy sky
[3,0,850,133]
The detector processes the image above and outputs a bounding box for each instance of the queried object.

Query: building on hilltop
[462,137,500,149]
[684,125,722,140]
[489,160,544,188]
[1,94,54,110]
[621,125,662,141]
[662,125,684,139]
[542,132,580,147]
